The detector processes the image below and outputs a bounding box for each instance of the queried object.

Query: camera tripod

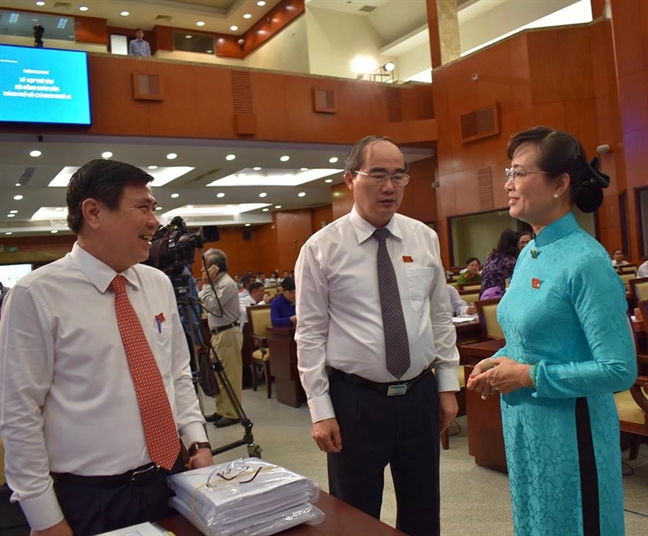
[172,274,262,459]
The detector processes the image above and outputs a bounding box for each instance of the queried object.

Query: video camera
[33,24,44,47]
[144,216,219,275]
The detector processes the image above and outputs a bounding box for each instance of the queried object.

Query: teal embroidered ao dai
[492,212,636,536]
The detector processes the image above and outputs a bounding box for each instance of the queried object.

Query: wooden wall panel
[310,205,333,232]
[610,0,646,77]
[275,210,313,271]
[557,26,595,102]
[527,31,563,105]
[75,16,108,45]
[399,156,438,223]
[331,182,354,221]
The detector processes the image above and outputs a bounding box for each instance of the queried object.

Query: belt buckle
[131,464,159,484]
[387,383,408,396]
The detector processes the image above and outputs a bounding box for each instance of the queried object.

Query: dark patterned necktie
[110,275,179,470]
[373,228,411,379]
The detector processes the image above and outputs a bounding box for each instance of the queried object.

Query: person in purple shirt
[271,276,297,326]
[479,228,518,298]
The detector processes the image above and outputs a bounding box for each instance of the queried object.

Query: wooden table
[454,319,481,344]
[463,365,507,473]
[266,326,305,407]
[159,491,405,535]
[458,338,505,366]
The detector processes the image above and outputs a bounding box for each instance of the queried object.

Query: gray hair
[344,135,408,175]
[204,248,228,272]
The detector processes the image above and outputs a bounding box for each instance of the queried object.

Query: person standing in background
[129,28,151,57]
[479,229,518,298]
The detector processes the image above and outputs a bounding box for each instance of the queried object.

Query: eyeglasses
[505,168,545,182]
[354,170,410,186]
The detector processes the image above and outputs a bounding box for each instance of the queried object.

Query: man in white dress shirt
[295,136,459,536]
[638,260,648,278]
[239,280,267,330]
[0,159,212,536]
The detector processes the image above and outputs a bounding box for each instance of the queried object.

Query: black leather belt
[210,321,239,334]
[327,366,431,396]
[51,462,162,487]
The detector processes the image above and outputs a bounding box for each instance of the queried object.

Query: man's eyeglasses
[354,170,410,186]
[505,168,546,182]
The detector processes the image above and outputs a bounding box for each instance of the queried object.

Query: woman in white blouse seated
[447,285,475,316]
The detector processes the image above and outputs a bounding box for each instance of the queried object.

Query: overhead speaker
[201,225,220,243]
[243,229,252,241]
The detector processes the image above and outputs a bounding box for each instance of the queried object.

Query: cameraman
[199,249,243,428]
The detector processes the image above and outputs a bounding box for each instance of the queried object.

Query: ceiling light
[16,183,20,186]
[171,193,180,198]
[384,62,395,72]
[79,6,88,11]
[280,155,290,162]
[51,229,58,233]
[283,173,293,178]
[120,11,129,17]
[298,192,306,197]
[237,173,246,177]
[274,205,282,209]
[186,204,194,209]
[5,232,12,235]
[9,210,18,213]
[30,150,41,157]
[101,151,112,159]
[262,208,269,212]
[243,13,252,19]
[7,214,15,218]
[351,55,378,75]
[257,1,266,6]
[325,179,333,183]
[230,25,238,31]
[259,192,267,198]
[245,223,251,227]
[148,165,158,170]
[253,166,262,171]
[226,154,236,161]
[185,35,192,39]
[216,192,225,198]
[36,1,45,5]
[166,153,177,160]
[196,21,205,26]
[300,167,308,171]
[206,50,213,54]
[13,195,23,200]
[55,207,64,211]
[329,157,339,163]
[156,207,162,211]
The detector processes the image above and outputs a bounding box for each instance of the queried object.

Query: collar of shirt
[349,205,404,245]
[71,242,139,293]
[534,211,578,248]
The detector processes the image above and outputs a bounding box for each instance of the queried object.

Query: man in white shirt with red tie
[0,159,213,536]
[295,136,459,536]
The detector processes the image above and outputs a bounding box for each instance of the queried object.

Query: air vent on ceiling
[359,5,377,13]
[155,15,172,22]
[181,215,235,224]
[18,167,36,186]
[53,2,72,9]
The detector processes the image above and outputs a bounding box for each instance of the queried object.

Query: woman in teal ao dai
[467,127,636,536]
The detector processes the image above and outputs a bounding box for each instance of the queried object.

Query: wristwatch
[188,441,211,457]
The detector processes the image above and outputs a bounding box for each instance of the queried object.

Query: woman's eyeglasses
[504,168,546,182]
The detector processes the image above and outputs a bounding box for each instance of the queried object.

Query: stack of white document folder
[168,458,324,536]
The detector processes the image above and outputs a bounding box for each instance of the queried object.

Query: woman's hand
[466,358,498,398]
[476,356,533,394]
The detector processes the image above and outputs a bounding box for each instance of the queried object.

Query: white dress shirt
[637,260,648,278]
[447,285,469,316]
[199,273,240,328]
[239,293,258,330]
[0,243,207,530]
[295,206,459,423]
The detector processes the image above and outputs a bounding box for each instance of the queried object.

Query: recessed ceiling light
[226,154,236,161]
[186,204,194,208]
[259,192,267,198]
[51,229,58,234]
[243,13,252,19]
[156,207,162,211]
[30,150,41,157]
[36,1,45,5]
[171,193,180,198]
[101,151,113,159]
[55,207,64,211]
[9,210,18,213]
[15,183,21,187]
[120,11,129,17]
[166,153,177,160]
[300,167,308,171]
[79,6,88,11]
[185,35,192,39]
[206,50,213,54]
[237,173,246,177]
[196,21,205,26]
[245,223,251,227]
[283,173,293,178]
[253,166,262,171]
[325,179,333,183]
[7,214,15,218]
[13,195,23,200]
[262,208,269,212]
[298,192,306,197]
[148,165,158,170]
[230,25,238,31]
[257,1,267,6]
[329,157,339,163]
[5,232,12,235]
[216,192,225,198]
[280,155,290,162]
[274,205,282,209]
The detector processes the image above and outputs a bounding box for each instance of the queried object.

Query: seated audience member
[271,276,296,327]
[262,291,273,304]
[518,231,532,252]
[638,260,648,278]
[265,271,279,286]
[456,257,481,286]
[447,285,475,315]
[239,281,266,331]
[238,273,254,297]
[480,229,518,298]
[611,248,629,267]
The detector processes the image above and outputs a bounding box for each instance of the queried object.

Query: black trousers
[53,456,184,536]
[327,372,440,536]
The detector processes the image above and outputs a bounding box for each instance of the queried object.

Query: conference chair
[619,272,636,292]
[458,289,480,307]
[620,264,638,275]
[457,283,481,292]
[474,298,504,340]
[629,277,648,307]
[246,304,272,398]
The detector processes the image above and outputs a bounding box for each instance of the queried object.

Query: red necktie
[110,275,179,470]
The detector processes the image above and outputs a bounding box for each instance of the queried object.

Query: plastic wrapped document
[96,522,168,535]
[168,458,324,536]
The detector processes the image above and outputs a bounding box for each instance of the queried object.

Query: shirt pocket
[147,324,174,379]
[405,267,436,312]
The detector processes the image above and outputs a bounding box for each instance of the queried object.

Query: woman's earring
[553,193,559,199]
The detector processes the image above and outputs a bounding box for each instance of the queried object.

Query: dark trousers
[53,456,184,536]
[327,372,440,536]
